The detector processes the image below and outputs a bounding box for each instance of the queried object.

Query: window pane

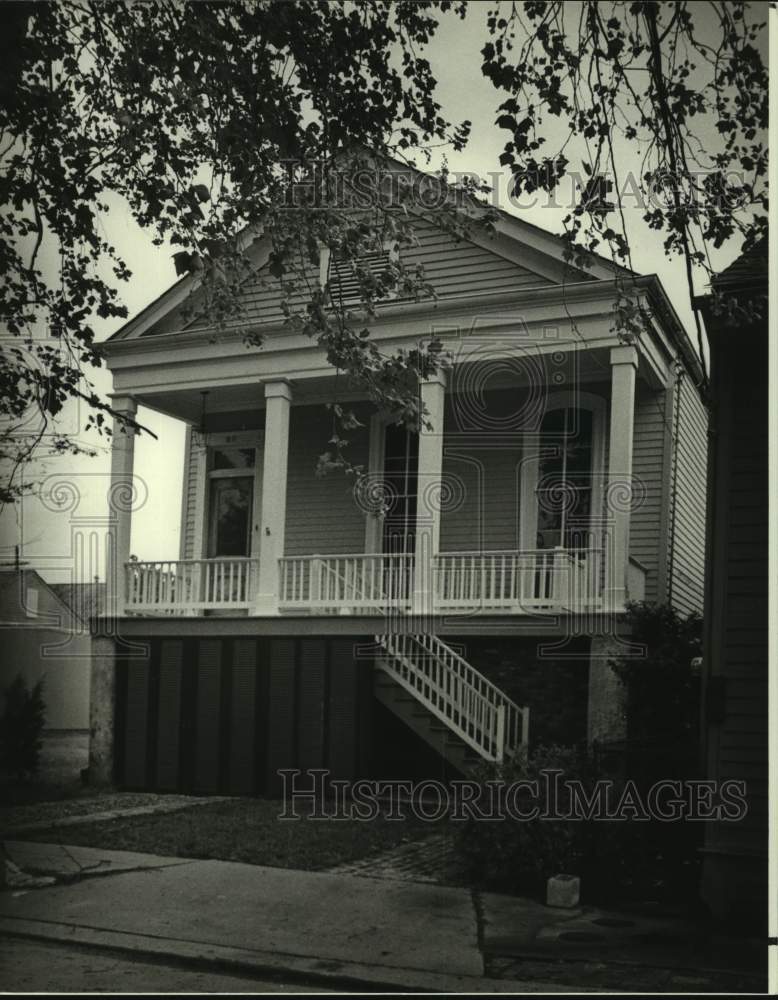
[212,447,255,471]
[565,410,593,474]
[209,477,253,556]
[535,490,563,548]
[535,406,596,550]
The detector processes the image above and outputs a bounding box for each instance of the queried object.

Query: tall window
[382,423,418,556]
[207,446,256,557]
[535,407,594,550]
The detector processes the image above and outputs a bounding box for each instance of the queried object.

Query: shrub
[0,674,46,779]
[610,601,702,739]
[454,742,699,903]
[455,743,600,897]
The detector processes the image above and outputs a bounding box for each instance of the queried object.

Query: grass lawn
[16,798,442,871]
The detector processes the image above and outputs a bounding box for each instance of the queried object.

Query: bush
[610,602,702,741]
[455,743,598,897]
[0,674,46,779]
[454,742,699,903]
[454,606,705,902]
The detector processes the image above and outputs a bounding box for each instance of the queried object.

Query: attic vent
[327,249,397,306]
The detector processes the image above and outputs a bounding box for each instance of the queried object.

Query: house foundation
[587,633,628,744]
[87,635,118,785]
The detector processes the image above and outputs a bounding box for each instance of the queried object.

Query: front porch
[124,547,605,616]
[104,338,656,622]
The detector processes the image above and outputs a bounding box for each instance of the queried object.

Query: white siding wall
[179,426,201,560]
[667,374,708,614]
[629,383,671,603]
[284,403,371,556]
[156,216,553,336]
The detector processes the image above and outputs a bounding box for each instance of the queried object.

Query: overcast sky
[2,3,767,582]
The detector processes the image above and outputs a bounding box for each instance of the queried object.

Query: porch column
[255,380,292,614]
[105,395,137,620]
[606,346,638,610]
[413,371,447,616]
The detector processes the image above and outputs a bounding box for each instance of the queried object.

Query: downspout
[665,358,683,609]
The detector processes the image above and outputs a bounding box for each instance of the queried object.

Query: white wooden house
[89,194,707,794]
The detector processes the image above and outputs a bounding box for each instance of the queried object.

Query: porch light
[193,390,210,448]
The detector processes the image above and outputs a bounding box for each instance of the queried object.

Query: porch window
[382,422,418,556]
[533,406,596,551]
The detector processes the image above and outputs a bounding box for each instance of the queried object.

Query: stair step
[374,633,521,775]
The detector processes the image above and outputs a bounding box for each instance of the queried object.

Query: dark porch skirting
[114,635,374,796]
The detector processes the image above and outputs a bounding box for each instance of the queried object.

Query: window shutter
[327,249,396,305]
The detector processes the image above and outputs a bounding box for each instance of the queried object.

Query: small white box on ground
[546,873,580,908]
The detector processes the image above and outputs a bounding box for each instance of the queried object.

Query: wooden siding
[399,216,553,301]
[714,325,768,826]
[700,296,768,922]
[629,383,670,603]
[284,403,371,556]
[179,426,199,559]
[667,374,708,615]
[437,390,525,552]
[439,454,521,553]
[154,216,553,336]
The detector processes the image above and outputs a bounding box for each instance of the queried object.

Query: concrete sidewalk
[0,841,767,993]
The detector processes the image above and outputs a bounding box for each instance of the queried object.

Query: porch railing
[279,553,413,613]
[124,547,603,615]
[434,547,603,612]
[125,557,257,614]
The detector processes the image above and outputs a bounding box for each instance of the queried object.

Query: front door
[208,476,254,557]
[205,437,262,559]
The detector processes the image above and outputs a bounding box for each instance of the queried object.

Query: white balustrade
[279,553,414,613]
[434,548,603,613]
[124,558,257,614]
[126,549,603,616]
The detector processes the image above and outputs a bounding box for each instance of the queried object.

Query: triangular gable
[163,213,560,336]
[124,213,609,340]
[110,156,629,342]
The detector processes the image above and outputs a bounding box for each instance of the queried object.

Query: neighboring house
[697,242,768,926]
[0,568,92,731]
[50,581,107,630]
[89,168,708,795]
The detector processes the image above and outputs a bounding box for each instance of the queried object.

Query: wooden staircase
[374,633,529,775]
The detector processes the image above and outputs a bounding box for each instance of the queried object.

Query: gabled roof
[106,155,631,345]
[0,567,81,627]
[711,237,768,294]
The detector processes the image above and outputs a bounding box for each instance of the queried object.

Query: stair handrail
[375,632,529,762]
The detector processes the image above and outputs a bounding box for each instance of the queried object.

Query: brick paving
[325,832,467,884]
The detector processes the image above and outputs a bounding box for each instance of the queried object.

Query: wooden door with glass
[203,432,263,605]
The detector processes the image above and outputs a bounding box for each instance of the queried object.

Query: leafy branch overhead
[0,1,767,502]
[481,0,767,372]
